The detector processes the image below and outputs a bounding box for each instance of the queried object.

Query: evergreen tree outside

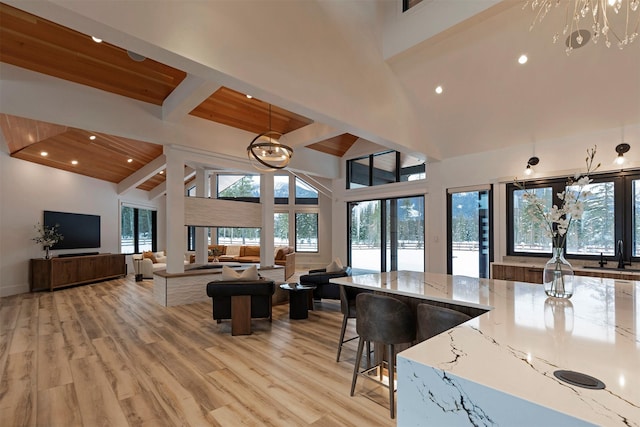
[295,213,318,252]
[274,213,289,245]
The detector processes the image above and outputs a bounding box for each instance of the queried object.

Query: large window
[347,150,425,189]
[295,212,318,252]
[447,189,492,278]
[207,173,320,251]
[295,177,318,204]
[275,175,289,204]
[274,212,289,246]
[349,196,424,272]
[217,174,260,202]
[507,171,639,261]
[120,206,157,254]
[217,228,260,245]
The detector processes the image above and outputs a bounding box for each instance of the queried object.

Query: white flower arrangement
[517,146,600,249]
[32,222,64,247]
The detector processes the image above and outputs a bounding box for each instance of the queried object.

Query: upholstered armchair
[299,266,352,300]
[205,279,275,335]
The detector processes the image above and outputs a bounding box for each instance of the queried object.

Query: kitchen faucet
[617,240,626,269]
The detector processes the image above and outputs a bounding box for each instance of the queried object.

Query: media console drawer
[30,253,126,291]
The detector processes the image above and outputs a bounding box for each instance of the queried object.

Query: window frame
[507,170,639,263]
[347,150,425,189]
[295,211,319,253]
[120,205,157,254]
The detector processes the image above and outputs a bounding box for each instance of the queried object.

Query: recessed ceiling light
[89,135,96,140]
[91,36,102,43]
[159,171,164,174]
[435,85,443,95]
[246,94,253,99]
[518,54,528,64]
[40,151,48,157]
[71,160,78,165]
[127,158,133,163]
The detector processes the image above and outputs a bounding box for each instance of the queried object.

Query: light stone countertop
[331,271,639,426]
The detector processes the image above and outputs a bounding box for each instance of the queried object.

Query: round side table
[280,283,316,319]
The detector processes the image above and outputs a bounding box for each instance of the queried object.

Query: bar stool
[336,285,371,362]
[350,293,415,419]
[416,303,472,342]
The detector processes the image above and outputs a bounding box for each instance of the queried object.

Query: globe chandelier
[525,0,640,54]
[246,104,293,172]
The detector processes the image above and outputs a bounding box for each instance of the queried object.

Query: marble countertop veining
[331,271,640,426]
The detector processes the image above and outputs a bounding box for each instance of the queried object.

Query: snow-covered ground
[350,248,480,277]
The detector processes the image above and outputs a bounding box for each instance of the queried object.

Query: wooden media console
[30,253,126,291]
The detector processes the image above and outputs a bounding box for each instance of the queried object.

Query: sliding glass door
[447,188,492,278]
[349,201,382,271]
[349,196,424,272]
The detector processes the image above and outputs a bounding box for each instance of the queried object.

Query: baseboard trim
[0,282,30,297]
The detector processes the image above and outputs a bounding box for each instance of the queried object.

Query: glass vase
[44,245,51,260]
[543,247,574,299]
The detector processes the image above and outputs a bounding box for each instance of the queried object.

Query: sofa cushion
[243,246,260,257]
[275,247,286,260]
[222,265,259,280]
[143,251,157,263]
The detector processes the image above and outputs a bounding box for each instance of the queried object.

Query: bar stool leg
[388,344,396,419]
[350,337,365,396]
[336,313,349,362]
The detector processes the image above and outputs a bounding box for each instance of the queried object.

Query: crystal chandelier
[525,0,640,54]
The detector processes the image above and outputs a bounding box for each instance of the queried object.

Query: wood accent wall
[184,197,262,228]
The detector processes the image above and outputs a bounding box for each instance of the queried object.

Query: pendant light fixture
[247,104,293,172]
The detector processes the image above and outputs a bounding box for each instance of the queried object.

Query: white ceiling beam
[117,155,166,195]
[280,122,343,149]
[162,74,221,122]
[289,171,332,198]
[148,165,196,201]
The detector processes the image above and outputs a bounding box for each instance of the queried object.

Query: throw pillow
[221,265,259,281]
[326,257,344,273]
[142,251,157,264]
[225,245,241,257]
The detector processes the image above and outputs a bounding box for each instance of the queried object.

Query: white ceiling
[2,0,639,173]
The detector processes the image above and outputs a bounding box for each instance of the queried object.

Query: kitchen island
[331,271,639,426]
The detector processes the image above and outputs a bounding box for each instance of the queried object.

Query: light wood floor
[0,275,396,426]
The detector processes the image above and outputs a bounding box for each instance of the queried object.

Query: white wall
[0,150,163,296]
[331,125,640,274]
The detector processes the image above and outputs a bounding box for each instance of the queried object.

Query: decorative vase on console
[517,146,599,299]
[209,247,222,263]
[543,246,574,298]
[32,222,63,260]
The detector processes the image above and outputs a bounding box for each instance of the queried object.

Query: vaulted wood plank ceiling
[0,3,357,191]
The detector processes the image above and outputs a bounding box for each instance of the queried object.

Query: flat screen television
[43,210,101,250]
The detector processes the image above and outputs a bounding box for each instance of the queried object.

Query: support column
[165,147,185,274]
[260,172,275,267]
[194,168,210,265]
